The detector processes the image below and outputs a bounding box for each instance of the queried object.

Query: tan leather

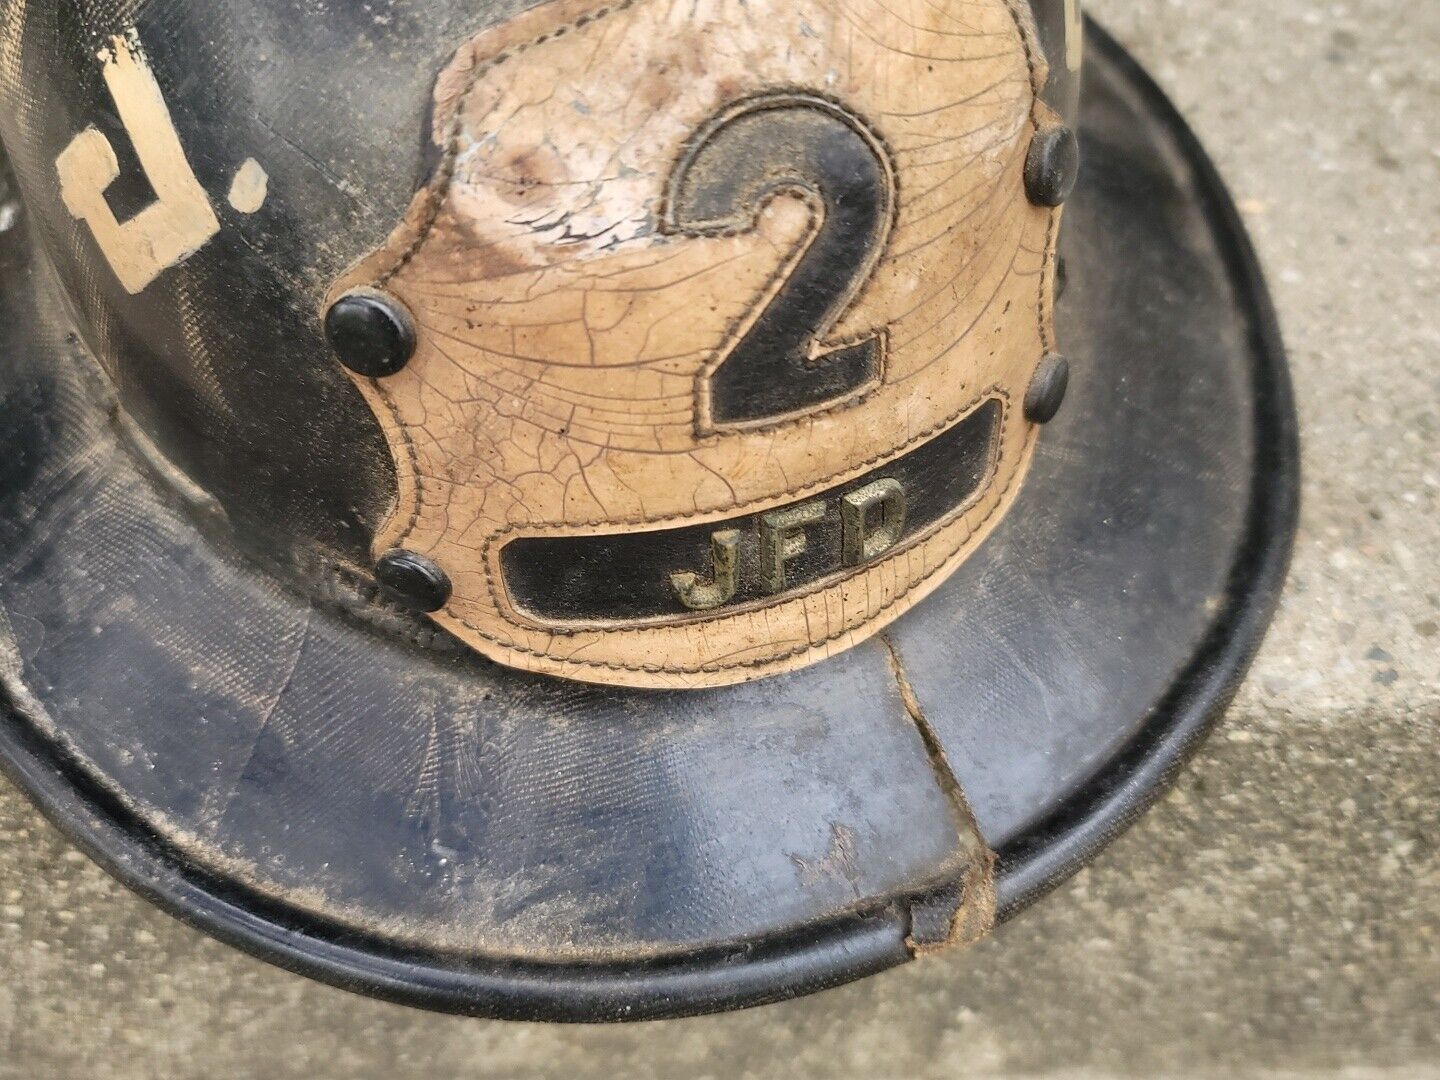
[330,0,1062,688]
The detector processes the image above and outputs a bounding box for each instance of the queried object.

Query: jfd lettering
[670,478,907,610]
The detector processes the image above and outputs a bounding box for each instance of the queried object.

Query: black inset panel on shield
[501,398,1002,623]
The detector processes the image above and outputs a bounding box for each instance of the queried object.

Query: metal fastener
[1024,353,1070,424]
[375,548,451,612]
[1024,125,1079,207]
[325,290,417,377]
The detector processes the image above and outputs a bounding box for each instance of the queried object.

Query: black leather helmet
[0,0,1295,1019]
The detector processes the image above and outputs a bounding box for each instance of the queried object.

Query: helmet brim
[0,22,1297,1022]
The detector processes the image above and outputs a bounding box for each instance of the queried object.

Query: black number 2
[664,94,896,430]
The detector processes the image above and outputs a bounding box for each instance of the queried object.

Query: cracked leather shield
[0,0,1296,1021]
[326,0,1063,687]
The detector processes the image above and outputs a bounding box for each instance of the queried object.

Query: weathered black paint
[0,18,1297,1021]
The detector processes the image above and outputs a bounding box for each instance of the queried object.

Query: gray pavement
[2,1,1437,1076]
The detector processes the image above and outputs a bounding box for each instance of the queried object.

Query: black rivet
[1024,125,1079,207]
[1024,353,1070,424]
[325,290,416,378]
[1053,254,1068,302]
[375,549,451,612]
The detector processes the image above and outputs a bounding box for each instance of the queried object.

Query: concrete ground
[2,0,1436,1076]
